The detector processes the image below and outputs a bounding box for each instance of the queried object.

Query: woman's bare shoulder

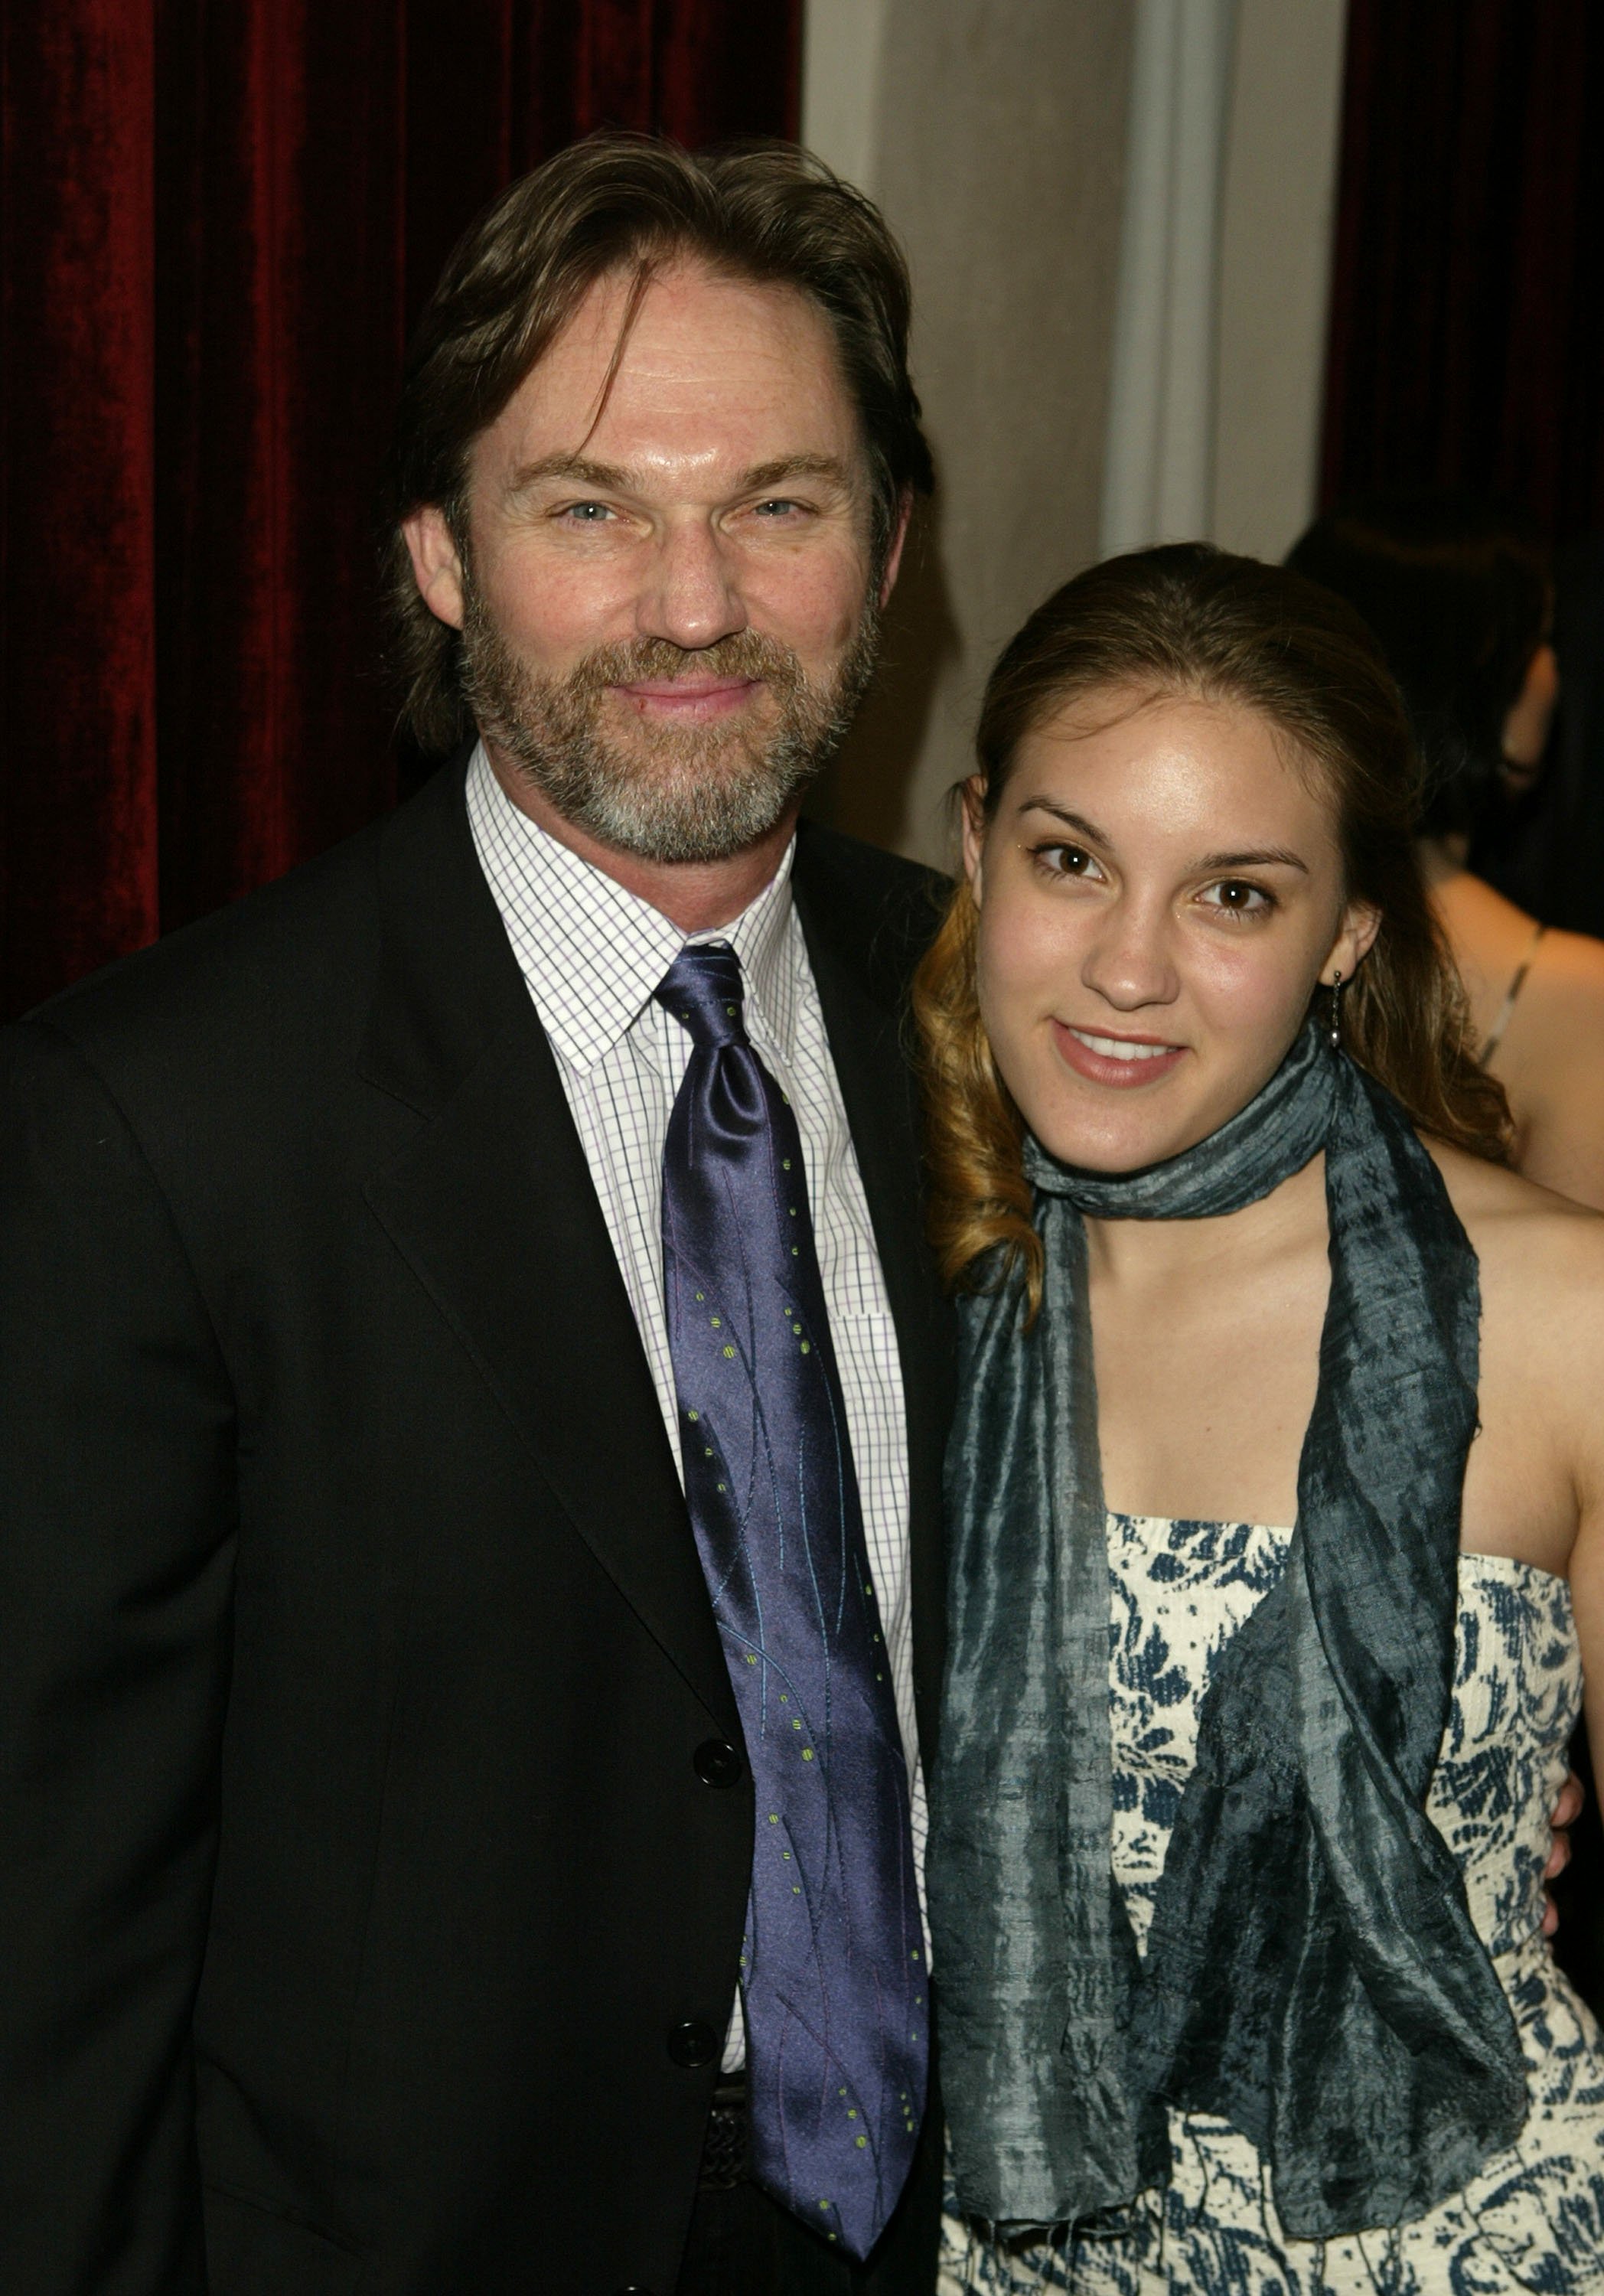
[1524,925,1604,1023]
[1427,1137,1604,1327]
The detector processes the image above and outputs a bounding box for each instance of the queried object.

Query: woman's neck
[1418,832,1470,890]
[1082,1150,1329,1294]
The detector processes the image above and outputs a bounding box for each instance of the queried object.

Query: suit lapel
[792,837,954,1763]
[358,762,736,1734]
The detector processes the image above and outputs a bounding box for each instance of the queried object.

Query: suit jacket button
[693,1739,742,1788]
[667,2020,719,2069]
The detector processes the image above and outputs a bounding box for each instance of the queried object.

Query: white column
[1211,0,1348,560]
[1099,0,1238,556]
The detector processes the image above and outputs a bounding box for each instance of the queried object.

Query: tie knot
[655,942,749,1049]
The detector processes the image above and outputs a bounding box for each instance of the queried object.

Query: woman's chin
[1022,1070,1255,1176]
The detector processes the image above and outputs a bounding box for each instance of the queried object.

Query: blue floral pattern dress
[938,1514,1604,2294]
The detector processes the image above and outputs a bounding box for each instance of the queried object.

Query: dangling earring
[1327,969,1345,1051]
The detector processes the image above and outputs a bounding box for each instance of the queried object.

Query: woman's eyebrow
[1016,803,1312,878]
[1194,846,1310,873]
[1016,801,1113,845]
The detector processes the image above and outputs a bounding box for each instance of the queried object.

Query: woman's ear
[1322,898,1382,987]
[960,778,989,902]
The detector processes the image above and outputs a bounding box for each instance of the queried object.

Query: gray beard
[458,579,880,866]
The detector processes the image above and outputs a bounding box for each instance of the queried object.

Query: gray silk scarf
[928,1025,1528,2240]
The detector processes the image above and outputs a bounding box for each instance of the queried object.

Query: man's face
[405,258,899,863]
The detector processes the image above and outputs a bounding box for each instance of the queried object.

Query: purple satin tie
[655,941,928,2261]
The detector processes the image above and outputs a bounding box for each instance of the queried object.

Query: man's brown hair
[385,132,934,758]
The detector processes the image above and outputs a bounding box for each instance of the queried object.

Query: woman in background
[1289,495,1604,1208]
[921,546,1604,2295]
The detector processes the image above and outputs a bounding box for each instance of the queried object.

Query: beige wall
[804,0,1134,869]
[800,0,1348,865]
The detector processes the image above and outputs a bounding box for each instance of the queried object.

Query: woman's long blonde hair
[911,544,1513,1311]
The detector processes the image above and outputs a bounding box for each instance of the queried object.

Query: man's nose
[1079,899,1180,1010]
[636,517,747,651]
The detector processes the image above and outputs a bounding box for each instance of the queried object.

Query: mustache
[562,631,809,698]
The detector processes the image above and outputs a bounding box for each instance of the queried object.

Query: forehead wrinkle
[504,448,859,504]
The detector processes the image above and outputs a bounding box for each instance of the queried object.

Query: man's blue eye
[566,503,611,522]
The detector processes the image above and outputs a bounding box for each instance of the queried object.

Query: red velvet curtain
[1321,0,1604,544]
[0,2,800,1019]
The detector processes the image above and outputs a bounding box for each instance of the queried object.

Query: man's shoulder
[17,761,472,1100]
[27,816,385,1070]
[792,820,953,1004]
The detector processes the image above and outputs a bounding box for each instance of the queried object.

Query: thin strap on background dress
[1482,921,1547,1066]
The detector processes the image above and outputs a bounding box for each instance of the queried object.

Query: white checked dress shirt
[465,745,929,2069]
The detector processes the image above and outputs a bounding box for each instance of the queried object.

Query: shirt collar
[465,742,800,1071]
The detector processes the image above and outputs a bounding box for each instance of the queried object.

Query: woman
[1288,497,1604,1209]
[918,546,1604,2294]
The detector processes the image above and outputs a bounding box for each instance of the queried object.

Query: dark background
[0,0,800,1018]
[3,0,1602,2003]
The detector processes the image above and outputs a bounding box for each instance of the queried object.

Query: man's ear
[877,489,915,609]
[403,505,467,631]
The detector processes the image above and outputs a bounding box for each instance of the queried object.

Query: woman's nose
[1079,903,1180,1010]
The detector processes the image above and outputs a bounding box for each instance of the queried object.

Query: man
[0,138,954,2293]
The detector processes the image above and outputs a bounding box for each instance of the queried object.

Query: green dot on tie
[800,1341,810,1354]
[856,2135,866,2148]
[791,1246,800,1257]
[782,1158,792,1170]
[801,1747,813,1760]
[722,1345,735,1359]
[709,1316,721,1328]
[793,1718,802,1730]
[687,1409,699,1421]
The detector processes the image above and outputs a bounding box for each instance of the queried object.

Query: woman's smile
[1051,1020,1188,1088]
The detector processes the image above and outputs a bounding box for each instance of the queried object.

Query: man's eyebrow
[504,450,856,497]
[505,452,631,495]
[739,454,855,491]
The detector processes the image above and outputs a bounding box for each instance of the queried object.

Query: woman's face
[964,688,1380,1172]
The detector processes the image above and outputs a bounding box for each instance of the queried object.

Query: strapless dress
[939,1513,1604,2294]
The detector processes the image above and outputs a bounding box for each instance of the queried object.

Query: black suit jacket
[0,760,955,2296]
